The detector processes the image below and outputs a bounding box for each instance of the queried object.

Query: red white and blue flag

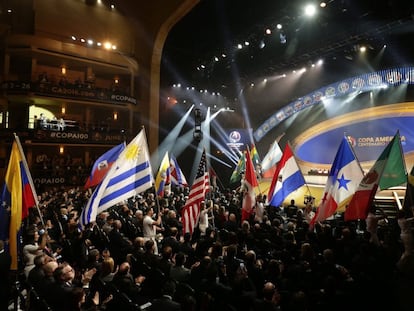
[169,154,188,187]
[84,142,126,189]
[267,143,305,207]
[181,150,209,234]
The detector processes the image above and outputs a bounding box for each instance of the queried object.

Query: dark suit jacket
[0,251,11,287]
[0,250,12,310]
[150,295,181,311]
[111,272,145,304]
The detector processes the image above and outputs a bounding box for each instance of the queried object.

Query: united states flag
[181,150,210,234]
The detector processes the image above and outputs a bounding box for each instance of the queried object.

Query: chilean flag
[84,142,125,189]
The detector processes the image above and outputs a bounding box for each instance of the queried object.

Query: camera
[55,254,63,262]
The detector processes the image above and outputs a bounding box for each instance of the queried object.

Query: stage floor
[257,175,405,210]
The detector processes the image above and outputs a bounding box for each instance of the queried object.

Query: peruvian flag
[241,148,259,222]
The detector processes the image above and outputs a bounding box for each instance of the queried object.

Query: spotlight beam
[151,105,194,167]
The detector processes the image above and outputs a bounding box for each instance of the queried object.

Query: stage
[257,175,406,210]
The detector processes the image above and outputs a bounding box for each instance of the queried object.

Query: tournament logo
[346,135,356,147]
[229,131,241,143]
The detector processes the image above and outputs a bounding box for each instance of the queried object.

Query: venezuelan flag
[1,137,37,270]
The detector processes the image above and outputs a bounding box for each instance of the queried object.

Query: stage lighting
[193,128,203,141]
[194,108,202,119]
[194,108,203,141]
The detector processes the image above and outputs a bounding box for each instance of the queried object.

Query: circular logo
[338,82,350,93]
[346,135,356,147]
[229,131,241,143]
[352,78,365,89]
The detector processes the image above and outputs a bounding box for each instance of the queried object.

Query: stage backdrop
[294,102,414,173]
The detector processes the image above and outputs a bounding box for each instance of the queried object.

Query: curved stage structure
[254,66,414,142]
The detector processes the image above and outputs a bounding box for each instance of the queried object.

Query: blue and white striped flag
[80,129,154,226]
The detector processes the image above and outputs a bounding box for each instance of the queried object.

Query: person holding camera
[22,227,50,278]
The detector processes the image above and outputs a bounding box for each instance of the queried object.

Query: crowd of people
[1,183,414,311]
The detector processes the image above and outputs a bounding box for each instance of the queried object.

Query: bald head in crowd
[43,261,58,276]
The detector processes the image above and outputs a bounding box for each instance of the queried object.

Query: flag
[209,166,218,190]
[230,152,245,184]
[1,135,38,270]
[169,154,188,187]
[80,129,154,227]
[267,143,305,208]
[403,165,414,217]
[181,150,210,234]
[251,143,262,179]
[242,148,259,222]
[84,142,126,189]
[345,131,407,221]
[251,144,261,167]
[310,136,364,227]
[155,151,170,197]
[261,138,283,178]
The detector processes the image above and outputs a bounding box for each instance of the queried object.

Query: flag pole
[288,141,312,199]
[396,129,408,175]
[344,133,365,176]
[13,133,44,227]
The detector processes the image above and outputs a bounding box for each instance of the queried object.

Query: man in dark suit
[108,219,133,265]
[27,254,46,290]
[150,279,181,311]
[111,261,147,306]
[170,252,191,284]
[252,282,281,311]
[162,226,180,255]
[0,240,12,311]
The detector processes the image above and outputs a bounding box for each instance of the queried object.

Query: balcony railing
[0,128,130,145]
[2,81,137,105]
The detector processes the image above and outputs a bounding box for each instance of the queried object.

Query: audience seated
[5,185,414,311]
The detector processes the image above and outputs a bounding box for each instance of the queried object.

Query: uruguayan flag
[80,129,154,226]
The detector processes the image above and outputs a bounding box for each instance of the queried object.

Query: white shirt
[255,202,265,223]
[199,209,209,234]
[143,215,156,238]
